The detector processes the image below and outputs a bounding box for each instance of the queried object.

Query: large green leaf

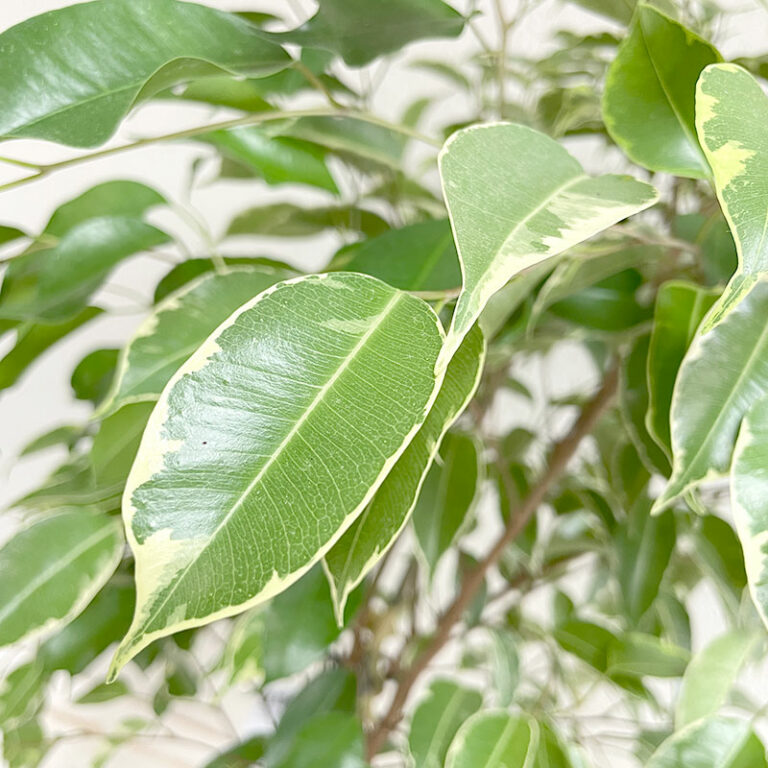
[602,5,720,178]
[676,631,756,727]
[110,273,443,676]
[101,266,293,415]
[438,123,657,357]
[647,716,767,768]
[281,0,464,67]
[0,510,123,647]
[696,64,768,275]
[0,307,101,391]
[732,394,768,629]
[647,281,719,458]
[413,432,481,573]
[0,0,289,147]
[409,680,483,768]
[654,274,768,512]
[323,326,483,623]
[333,219,461,292]
[0,217,168,322]
[446,711,536,768]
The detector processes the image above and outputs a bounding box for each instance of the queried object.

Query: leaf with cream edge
[438,123,658,360]
[109,273,444,678]
[732,395,768,630]
[100,266,294,416]
[0,510,123,647]
[445,710,538,768]
[0,0,289,147]
[653,64,768,511]
[323,325,485,624]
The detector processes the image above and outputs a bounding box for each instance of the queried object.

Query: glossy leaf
[0,0,289,146]
[0,308,101,391]
[654,275,768,512]
[202,127,338,193]
[91,403,154,487]
[0,510,123,647]
[446,710,536,768]
[333,219,461,292]
[696,64,768,275]
[413,432,481,573]
[101,267,293,415]
[0,217,168,322]
[647,281,719,458]
[324,326,484,623]
[676,631,756,727]
[282,0,464,67]
[647,716,767,768]
[439,123,657,356]
[111,273,443,675]
[408,680,483,768]
[603,5,720,177]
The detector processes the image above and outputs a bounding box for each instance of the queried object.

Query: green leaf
[553,619,616,672]
[693,515,747,613]
[333,219,461,292]
[446,710,536,768]
[203,737,266,768]
[0,0,289,147]
[281,0,464,67]
[647,716,767,768]
[0,510,123,647]
[0,218,168,322]
[0,225,26,248]
[2,717,47,768]
[438,123,657,356]
[0,307,101,391]
[0,662,44,729]
[409,680,483,768]
[647,281,719,458]
[617,496,675,623]
[101,267,293,415]
[486,629,520,706]
[676,631,756,727]
[654,274,768,512]
[602,5,720,177]
[227,203,388,239]
[323,326,484,623]
[732,394,768,629]
[606,633,690,678]
[76,680,130,705]
[91,403,154,487]
[71,348,120,404]
[110,273,443,676]
[202,127,338,193]
[20,425,84,457]
[413,432,481,573]
[42,181,165,237]
[696,64,768,275]
[567,0,636,24]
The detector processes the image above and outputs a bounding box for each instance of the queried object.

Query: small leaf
[333,219,461,292]
[101,267,293,415]
[409,680,483,768]
[446,710,536,768]
[0,509,123,647]
[439,123,657,357]
[413,432,482,573]
[676,631,756,727]
[647,716,767,768]
[0,0,289,146]
[0,662,44,729]
[647,281,719,458]
[606,633,690,678]
[76,680,130,705]
[203,737,266,768]
[111,273,443,675]
[71,348,120,404]
[20,425,85,457]
[603,4,720,177]
[91,403,154,487]
[324,326,484,623]
[281,0,464,67]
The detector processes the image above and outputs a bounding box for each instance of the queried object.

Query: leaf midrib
[138,289,406,632]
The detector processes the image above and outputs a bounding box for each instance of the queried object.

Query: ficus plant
[2,0,768,765]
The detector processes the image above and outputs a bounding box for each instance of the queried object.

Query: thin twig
[365,362,620,758]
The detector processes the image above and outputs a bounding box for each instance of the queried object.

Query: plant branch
[365,361,620,759]
[0,107,442,194]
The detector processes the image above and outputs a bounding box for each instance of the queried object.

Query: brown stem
[365,362,619,759]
